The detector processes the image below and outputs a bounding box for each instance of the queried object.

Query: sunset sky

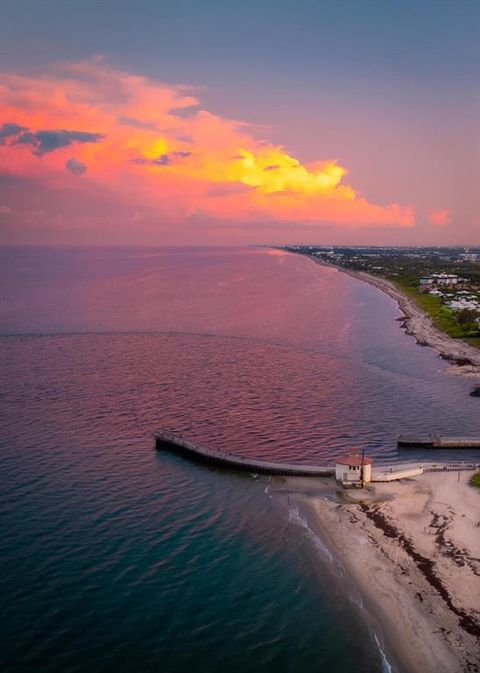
[0,0,478,246]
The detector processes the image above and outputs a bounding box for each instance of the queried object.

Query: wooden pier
[398,434,480,449]
[154,431,334,477]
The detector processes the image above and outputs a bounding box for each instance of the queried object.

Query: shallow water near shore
[1,246,479,673]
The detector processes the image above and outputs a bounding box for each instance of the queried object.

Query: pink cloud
[428,209,450,226]
[0,58,415,242]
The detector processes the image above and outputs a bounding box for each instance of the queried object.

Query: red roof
[335,454,373,467]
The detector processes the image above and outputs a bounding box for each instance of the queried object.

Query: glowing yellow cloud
[226,149,352,196]
[0,59,415,232]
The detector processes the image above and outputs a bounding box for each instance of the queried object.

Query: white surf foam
[374,633,393,673]
[288,503,334,565]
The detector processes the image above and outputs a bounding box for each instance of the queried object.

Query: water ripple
[1,247,478,673]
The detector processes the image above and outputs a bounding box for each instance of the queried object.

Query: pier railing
[154,431,479,479]
[422,463,480,473]
[154,431,335,477]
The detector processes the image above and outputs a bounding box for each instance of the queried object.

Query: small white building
[420,273,464,291]
[460,253,479,262]
[449,299,479,310]
[335,452,373,488]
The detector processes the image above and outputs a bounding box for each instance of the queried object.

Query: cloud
[206,183,252,198]
[0,204,12,214]
[0,122,27,144]
[118,115,157,130]
[131,150,192,166]
[16,129,104,156]
[428,209,450,226]
[0,121,103,156]
[0,59,415,239]
[169,104,201,119]
[66,157,87,175]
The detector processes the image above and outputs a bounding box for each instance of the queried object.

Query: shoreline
[310,256,480,379]
[277,472,480,673]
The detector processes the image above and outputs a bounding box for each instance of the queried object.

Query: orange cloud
[428,209,450,227]
[0,58,415,234]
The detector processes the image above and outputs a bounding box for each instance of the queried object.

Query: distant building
[448,299,480,311]
[460,253,479,262]
[335,452,373,488]
[420,273,463,290]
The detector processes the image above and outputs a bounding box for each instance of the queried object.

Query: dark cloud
[65,158,87,175]
[15,129,104,156]
[131,151,191,166]
[14,131,36,145]
[1,122,104,155]
[0,122,28,144]
[168,105,201,119]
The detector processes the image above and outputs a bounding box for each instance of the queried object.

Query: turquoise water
[1,246,478,672]
[1,440,381,673]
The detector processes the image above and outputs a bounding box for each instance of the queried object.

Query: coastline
[310,257,480,379]
[279,472,480,673]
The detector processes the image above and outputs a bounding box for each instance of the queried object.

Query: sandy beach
[279,472,480,673]
[311,257,480,379]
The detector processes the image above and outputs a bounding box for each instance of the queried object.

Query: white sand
[285,472,480,673]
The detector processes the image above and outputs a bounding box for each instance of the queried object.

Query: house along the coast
[335,452,373,488]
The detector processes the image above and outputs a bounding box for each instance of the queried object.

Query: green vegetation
[287,246,480,352]
[393,280,480,349]
[469,472,480,488]
[457,308,480,332]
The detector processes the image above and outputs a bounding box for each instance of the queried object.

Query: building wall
[335,463,372,484]
[364,463,372,483]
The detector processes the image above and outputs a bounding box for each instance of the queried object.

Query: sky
[0,0,478,246]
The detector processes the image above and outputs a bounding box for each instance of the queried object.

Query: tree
[456,308,480,333]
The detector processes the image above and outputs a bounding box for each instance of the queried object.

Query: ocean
[1,246,478,673]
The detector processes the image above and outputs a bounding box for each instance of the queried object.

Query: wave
[374,633,393,673]
[288,500,394,673]
[288,503,335,566]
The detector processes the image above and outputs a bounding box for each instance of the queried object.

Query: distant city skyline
[0,0,478,245]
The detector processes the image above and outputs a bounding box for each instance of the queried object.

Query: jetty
[154,431,334,477]
[155,431,480,483]
[398,434,480,449]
